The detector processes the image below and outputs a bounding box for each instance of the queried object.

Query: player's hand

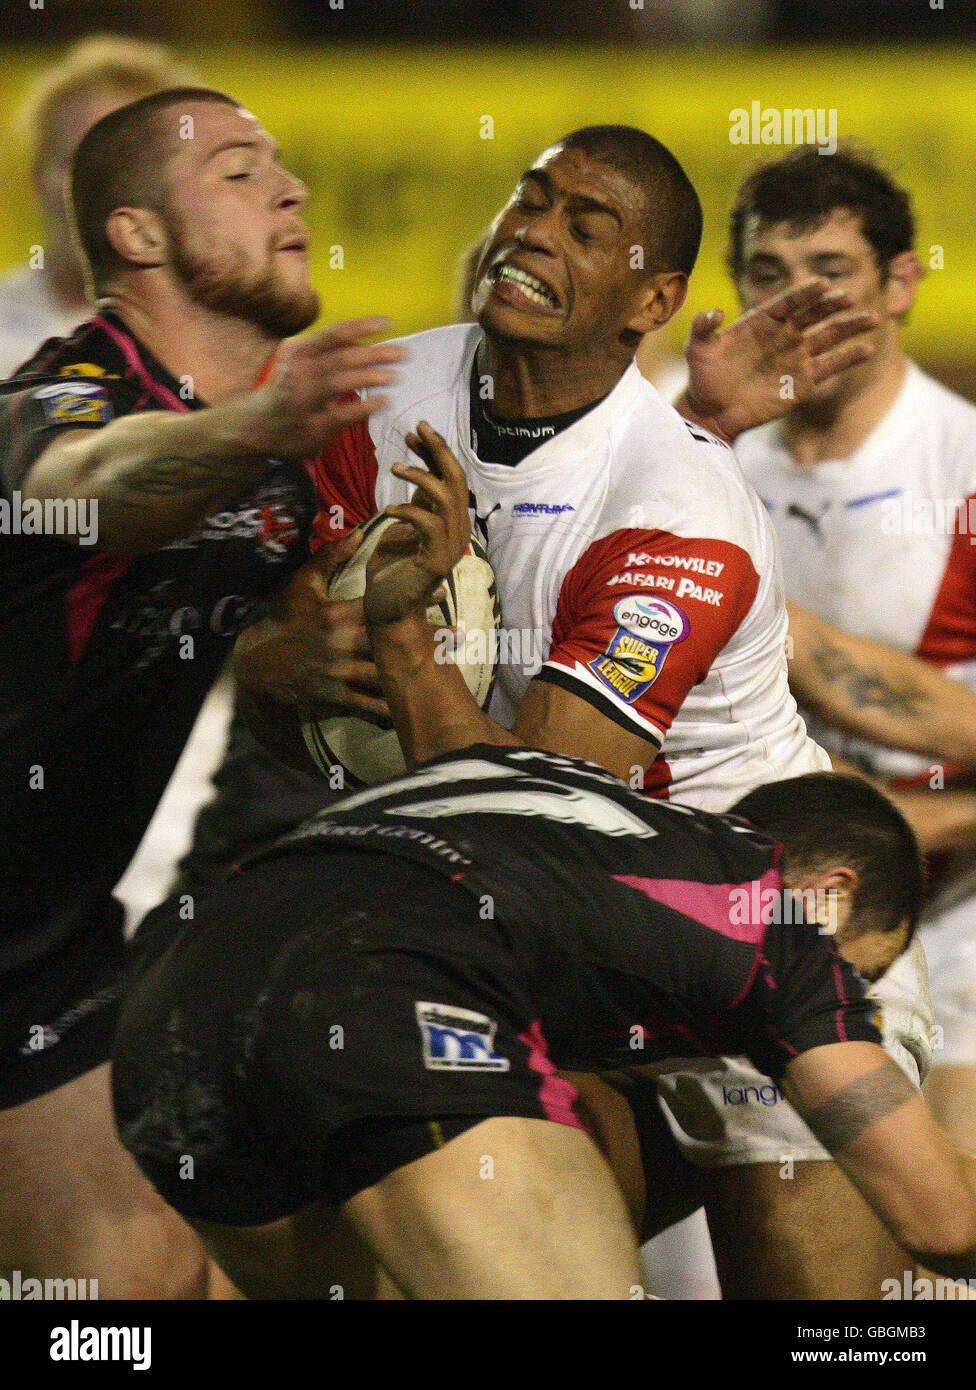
[677,278,880,442]
[232,316,406,459]
[364,421,471,628]
[237,528,390,720]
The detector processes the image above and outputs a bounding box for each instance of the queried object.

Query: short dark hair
[70,86,240,292]
[730,772,924,939]
[559,125,703,276]
[727,144,916,281]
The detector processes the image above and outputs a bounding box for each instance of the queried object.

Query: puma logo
[787,501,832,540]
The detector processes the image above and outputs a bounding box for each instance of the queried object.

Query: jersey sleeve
[741,921,884,1081]
[537,527,760,747]
[0,376,128,499]
[917,491,976,666]
[308,416,379,552]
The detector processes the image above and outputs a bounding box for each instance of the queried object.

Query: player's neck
[43,246,91,316]
[781,340,909,466]
[477,337,629,418]
[100,287,279,403]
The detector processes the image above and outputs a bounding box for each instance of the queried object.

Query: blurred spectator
[627,0,771,41]
[0,34,195,375]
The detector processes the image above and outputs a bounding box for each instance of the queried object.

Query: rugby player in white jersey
[235,126,940,1298]
[732,144,976,1295]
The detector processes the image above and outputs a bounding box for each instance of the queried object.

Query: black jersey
[0,313,318,995]
[251,745,883,1080]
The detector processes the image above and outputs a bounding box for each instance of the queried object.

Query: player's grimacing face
[159,102,318,338]
[472,147,654,349]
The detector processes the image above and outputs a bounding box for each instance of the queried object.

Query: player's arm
[366,425,755,783]
[789,601,976,763]
[17,318,403,555]
[233,528,390,767]
[364,423,522,763]
[782,1042,976,1277]
[673,278,880,444]
[824,748,976,854]
[872,781,976,854]
[364,426,647,772]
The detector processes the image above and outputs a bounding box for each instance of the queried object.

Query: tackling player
[0,88,403,1295]
[111,734,976,1299]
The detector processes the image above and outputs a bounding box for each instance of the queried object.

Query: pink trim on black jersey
[518,1020,586,1129]
[830,955,851,1044]
[92,315,189,414]
[611,868,781,944]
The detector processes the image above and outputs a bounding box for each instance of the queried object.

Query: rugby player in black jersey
[112,749,976,1299]
[109,434,976,1300]
[0,86,404,1296]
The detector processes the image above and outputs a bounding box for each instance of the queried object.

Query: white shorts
[919,892,976,1068]
[649,935,935,1167]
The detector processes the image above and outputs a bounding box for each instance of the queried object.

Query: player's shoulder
[4,313,128,389]
[604,368,769,547]
[0,315,144,432]
[369,323,478,443]
[906,361,976,443]
[388,322,478,397]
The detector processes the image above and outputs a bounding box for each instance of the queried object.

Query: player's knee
[91,1205,209,1300]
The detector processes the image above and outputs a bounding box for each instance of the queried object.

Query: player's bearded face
[164,203,319,338]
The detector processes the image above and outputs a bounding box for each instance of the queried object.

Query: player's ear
[104,206,169,271]
[626,271,688,336]
[882,250,922,318]
[791,865,857,938]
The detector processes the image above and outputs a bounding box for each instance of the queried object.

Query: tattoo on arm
[810,637,925,716]
[101,456,252,513]
[805,1061,919,1153]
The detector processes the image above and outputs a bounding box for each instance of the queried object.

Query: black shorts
[0,899,124,1110]
[112,850,584,1226]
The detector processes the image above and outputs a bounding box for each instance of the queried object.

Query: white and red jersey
[737,361,976,784]
[313,324,827,812]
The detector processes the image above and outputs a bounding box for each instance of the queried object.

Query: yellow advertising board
[0,45,972,353]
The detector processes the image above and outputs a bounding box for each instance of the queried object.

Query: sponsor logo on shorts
[588,596,689,702]
[722,1083,780,1106]
[33,381,114,426]
[416,1001,511,1072]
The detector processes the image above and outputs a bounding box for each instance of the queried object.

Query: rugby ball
[302,513,501,785]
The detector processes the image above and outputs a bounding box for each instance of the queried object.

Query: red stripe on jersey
[545,526,759,759]
[917,495,976,665]
[66,552,131,666]
[309,417,378,551]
